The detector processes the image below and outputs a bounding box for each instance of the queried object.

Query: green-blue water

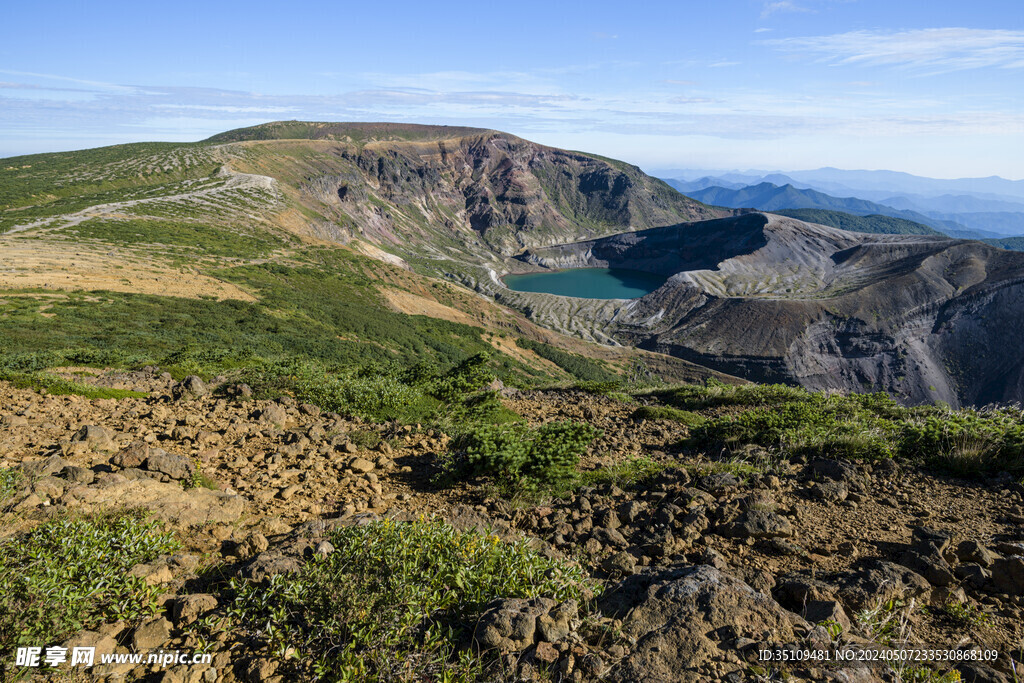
[503,268,667,299]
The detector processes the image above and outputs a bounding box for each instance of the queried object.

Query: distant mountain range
[659,168,1024,238]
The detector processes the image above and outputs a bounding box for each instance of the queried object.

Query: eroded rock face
[511,213,1024,407]
[600,565,801,681]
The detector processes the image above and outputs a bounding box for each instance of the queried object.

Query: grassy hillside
[772,208,941,236]
[1,124,736,424]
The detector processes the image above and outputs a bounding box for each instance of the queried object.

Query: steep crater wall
[492,213,1024,407]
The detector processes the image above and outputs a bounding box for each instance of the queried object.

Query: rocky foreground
[3,372,1024,682]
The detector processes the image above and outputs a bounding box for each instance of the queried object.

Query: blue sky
[2,0,1022,178]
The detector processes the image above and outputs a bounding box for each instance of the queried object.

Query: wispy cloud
[761,1,813,19]
[765,28,1024,73]
[0,69,141,93]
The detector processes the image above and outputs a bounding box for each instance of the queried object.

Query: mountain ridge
[5,121,1024,407]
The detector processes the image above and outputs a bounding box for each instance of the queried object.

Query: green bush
[690,393,900,460]
[294,367,434,422]
[423,352,495,402]
[656,380,810,410]
[0,512,180,651]
[632,405,705,427]
[516,338,618,383]
[900,410,1024,476]
[462,421,601,491]
[219,518,595,681]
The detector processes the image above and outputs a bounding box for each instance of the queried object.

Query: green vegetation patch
[0,371,147,400]
[0,512,180,651]
[67,218,288,258]
[0,468,22,507]
[219,518,594,681]
[661,380,1024,477]
[458,421,601,493]
[516,338,618,383]
[631,405,705,427]
[575,456,669,490]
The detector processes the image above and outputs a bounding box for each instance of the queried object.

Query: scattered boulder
[132,616,172,651]
[347,457,374,474]
[111,441,149,469]
[73,425,118,452]
[173,594,219,627]
[718,509,794,539]
[601,565,800,681]
[144,449,194,481]
[475,597,558,651]
[172,375,209,400]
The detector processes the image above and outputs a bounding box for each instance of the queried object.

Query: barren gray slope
[516,213,1024,406]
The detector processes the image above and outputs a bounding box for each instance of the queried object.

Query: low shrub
[0,512,180,652]
[631,405,706,427]
[690,393,901,460]
[516,338,618,383]
[220,518,595,681]
[655,379,811,410]
[462,421,601,492]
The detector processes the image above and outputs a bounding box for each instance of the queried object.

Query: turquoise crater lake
[503,268,668,299]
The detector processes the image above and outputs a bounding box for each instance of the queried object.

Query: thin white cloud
[0,69,140,93]
[765,28,1024,73]
[761,1,813,18]
[151,104,300,114]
